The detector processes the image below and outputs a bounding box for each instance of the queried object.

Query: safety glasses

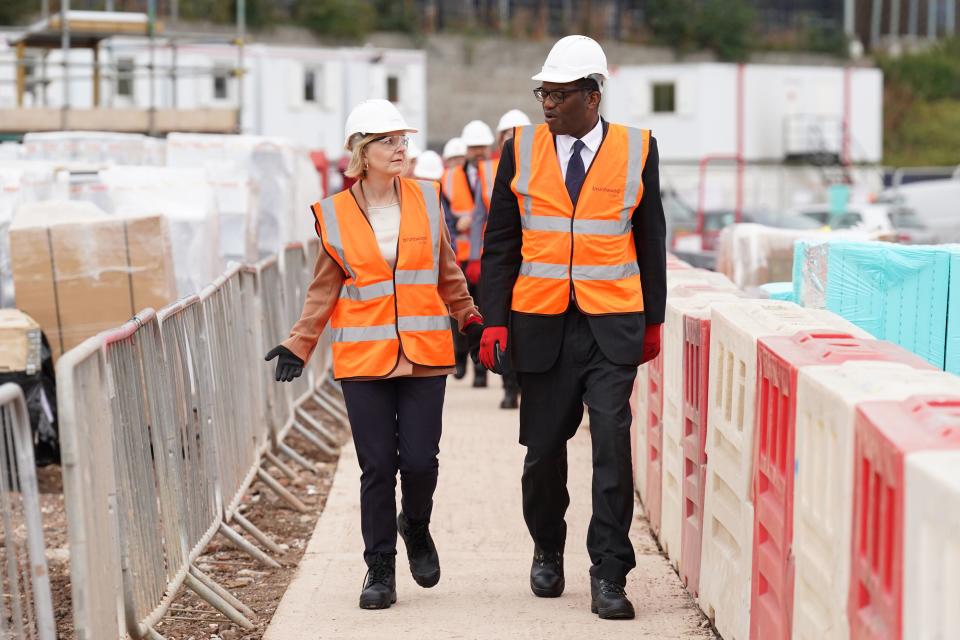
[372,135,410,149]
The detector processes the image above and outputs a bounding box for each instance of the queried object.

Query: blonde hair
[344,132,381,179]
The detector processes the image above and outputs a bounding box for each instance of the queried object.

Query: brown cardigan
[281,183,480,379]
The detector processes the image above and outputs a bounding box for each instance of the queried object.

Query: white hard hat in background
[406,140,422,159]
[343,99,417,150]
[497,109,532,133]
[460,120,495,147]
[414,150,445,181]
[532,35,609,85]
[442,137,468,160]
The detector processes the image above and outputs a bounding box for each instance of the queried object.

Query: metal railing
[0,383,57,640]
[55,241,344,638]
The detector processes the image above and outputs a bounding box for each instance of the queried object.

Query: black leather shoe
[530,548,564,597]
[472,374,488,388]
[500,390,519,409]
[454,359,467,380]
[397,512,441,588]
[590,576,635,619]
[359,554,397,610]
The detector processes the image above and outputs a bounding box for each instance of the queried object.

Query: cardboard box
[0,309,42,374]
[10,200,177,361]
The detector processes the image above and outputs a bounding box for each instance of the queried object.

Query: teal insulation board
[945,249,960,374]
[823,242,951,369]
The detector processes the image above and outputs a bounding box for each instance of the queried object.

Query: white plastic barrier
[792,362,960,640]
[903,450,960,639]
[22,131,160,165]
[660,290,743,566]
[697,300,868,640]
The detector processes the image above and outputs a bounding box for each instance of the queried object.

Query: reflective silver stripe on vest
[621,127,645,224]
[572,263,640,281]
[339,280,395,301]
[519,262,569,279]
[520,215,630,236]
[514,126,536,222]
[416,180,443,268]
[320,196,356,280]
[330,324,398,343]
[395,269,439,286]
[397,315,451,332]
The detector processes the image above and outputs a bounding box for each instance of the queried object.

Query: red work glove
[479,326,508,373]
[642,323,662,364]
[465,260,481,285]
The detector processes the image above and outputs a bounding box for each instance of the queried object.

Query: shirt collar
[557,117,603,155]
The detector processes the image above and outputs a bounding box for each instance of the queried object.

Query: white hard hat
[406,140,421,159]
[460,120,495,147]
[343,99,417,149]
[442,137,467,160]
[531,35,609,84]
[497,109,532,133]
[413,150,444,181]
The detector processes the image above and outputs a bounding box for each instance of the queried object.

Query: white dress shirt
[556,117,603,180]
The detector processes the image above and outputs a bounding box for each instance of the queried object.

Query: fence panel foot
[257,468,308,513]
[218,522,281,569]
[232,510,284,555]
[184,571,256,630]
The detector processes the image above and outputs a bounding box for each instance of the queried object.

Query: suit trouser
[453,271,487,380]
[341,375,446,563]
[518,306,638,585]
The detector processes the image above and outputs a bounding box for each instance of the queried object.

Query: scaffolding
[1,3,246,135]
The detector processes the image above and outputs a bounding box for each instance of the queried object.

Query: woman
[265,99,483,610]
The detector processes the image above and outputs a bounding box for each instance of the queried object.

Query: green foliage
[884,99,960,166]
[296,0,376,40]
[0,0,35,25]
[878,38,960,101]
[882,38,960,165]
[645,0,755,61]
[177,0,282,28]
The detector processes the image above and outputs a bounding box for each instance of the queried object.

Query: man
[493,109,532,160]
[478,35,666,620]
[441,136,467,169]
[442,120,496,388]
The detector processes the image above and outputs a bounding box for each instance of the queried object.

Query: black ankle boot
[590,576,635,619]
[530,548,564,597]
[359,553,397,610]
[500,389,519,409]
[397,512,441,588]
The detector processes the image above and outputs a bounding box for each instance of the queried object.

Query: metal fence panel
[281,244,312,406]
[0,383,57,640]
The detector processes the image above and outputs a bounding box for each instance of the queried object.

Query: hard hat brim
[531,70,594,83]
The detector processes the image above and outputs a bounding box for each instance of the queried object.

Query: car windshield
[664,191,696,224]
[703,211,736,232]
[888,208,925,229]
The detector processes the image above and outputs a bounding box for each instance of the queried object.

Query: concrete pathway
[264,375,715,639]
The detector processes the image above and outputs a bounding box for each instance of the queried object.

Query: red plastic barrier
[680,313,711,596]
[850,397,960,640]
[646,325,665,535]
[750,332,934,640]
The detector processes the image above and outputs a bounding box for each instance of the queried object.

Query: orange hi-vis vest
[312,178,454,379]
[442,160,496,262]
[509,122,650,316]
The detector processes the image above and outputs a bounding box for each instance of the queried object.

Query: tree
[645,0,755,61]
[0,0,35,26]
[296,0,376,40]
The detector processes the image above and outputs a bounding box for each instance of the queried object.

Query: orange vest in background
[441,160,496,262]
[509,123,650,316]
[312,178,454,379]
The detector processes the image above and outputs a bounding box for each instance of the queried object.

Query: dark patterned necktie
[565,139,586,206]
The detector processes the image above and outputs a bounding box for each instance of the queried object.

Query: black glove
[265,345,304,382]
[465,322,484,365]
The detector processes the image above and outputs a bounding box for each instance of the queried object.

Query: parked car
[794,202,936,244]
[876,176,960,240]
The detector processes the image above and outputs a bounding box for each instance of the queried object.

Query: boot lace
[406,519,430,553]
[533,550,562,568]
[366,556,393,586]
[599,580,626,596]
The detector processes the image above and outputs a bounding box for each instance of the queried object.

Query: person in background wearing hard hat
[414,149,459,243]
[441,120,497,387]
[478,35,667,620]
[441,137,467,169]
[493,109,533,160]
[265,99,485,611]
[464,108,532,410]
[402,140,422,178]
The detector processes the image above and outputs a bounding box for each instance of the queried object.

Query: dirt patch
[39,399,349,640]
